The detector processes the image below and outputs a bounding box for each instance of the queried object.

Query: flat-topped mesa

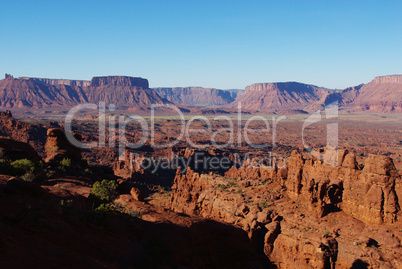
[372,75,402,84]
[244,82,322,93]
[19,77,91,87]
[90,76,149,88]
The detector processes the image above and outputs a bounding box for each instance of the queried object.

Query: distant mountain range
[0,74,401,113]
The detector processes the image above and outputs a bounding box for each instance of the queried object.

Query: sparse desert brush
[10,158,35,176]
[89,179,119,205]
[57,158,90,175]
[20,171,35,182]
[94,203,113,214]
[59,158,72,171]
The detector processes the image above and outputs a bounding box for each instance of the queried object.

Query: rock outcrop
[169,149,402,268]
[284,149,401,224]
[0,138,41,162]
[0,111,47,155]
[44,128,82,164]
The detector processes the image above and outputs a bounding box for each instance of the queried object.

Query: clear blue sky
[1,0,401,89]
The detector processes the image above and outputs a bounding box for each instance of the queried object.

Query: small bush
[56,158,91,175]
[90,179,119,204]
[10,159,35,176]
[20,172,35,182]
[59,158,72,172]
[94,203,113,214]
[60,158,72,168]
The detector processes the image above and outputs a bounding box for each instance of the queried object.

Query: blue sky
[1,0,401,89]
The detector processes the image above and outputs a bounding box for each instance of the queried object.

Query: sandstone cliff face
[0,77,88,108]
[0,75,170,109]
[284,150,401,225]
[20,77,91,87]
[90,76,149,88]
[373,75,402,84]
[227,82,332,112]
[344,75,402,112]
[152,87,238,107]
[84,85,169,109]
[169,150,402,268]
[84,76,170,109]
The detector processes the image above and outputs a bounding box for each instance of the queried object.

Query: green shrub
[60,158,71,167]
[10,159,35,176]
[94,203,113,214]
[59,158,72,171]
[90,179,119,204]
[20,172,35,182]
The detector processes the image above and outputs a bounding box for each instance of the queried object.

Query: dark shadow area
[366,238,379,248]
[0,177,275,268]
[350,259,369,269]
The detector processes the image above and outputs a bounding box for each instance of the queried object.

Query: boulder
[130,187,145,201]
[342,152,357,169]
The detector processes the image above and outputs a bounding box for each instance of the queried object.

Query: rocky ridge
[170,148,402,268]
[345,75,402,112]
[153,87,239,107]
[0,75,169,109]
[226,82,332,112]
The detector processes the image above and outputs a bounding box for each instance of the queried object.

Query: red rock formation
[90,76,149,88]
[169,149,402,268]
[152,87,238,107]
[0,138,41,162]
[84,76,170,109]
[344,75,402,112]
[44,128,82,164]
[19,77,91,87]
[130,187,145,201]
[284,149,401,224]
[0,75,170,109]
[0,111,47,155]
[0,77,88,108]
[0,175,268,268]
[226,82,332,112]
